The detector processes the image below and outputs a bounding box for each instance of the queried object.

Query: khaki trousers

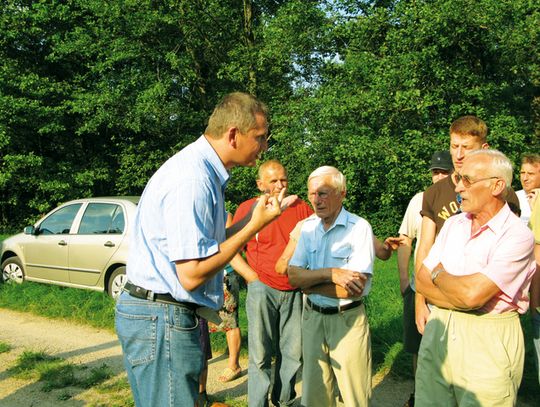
[301,303,371,407]
[416,306,524,407]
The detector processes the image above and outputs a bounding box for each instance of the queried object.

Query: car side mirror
[24,226,36,235]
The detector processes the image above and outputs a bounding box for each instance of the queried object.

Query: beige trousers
[301,303,371,407]
[416,306,524,407]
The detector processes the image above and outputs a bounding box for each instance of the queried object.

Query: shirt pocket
[306,246,317,270]
[330,242,352,267]
[463,243,489,273]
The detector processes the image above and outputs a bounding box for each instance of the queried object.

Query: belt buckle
[130,284,154,301]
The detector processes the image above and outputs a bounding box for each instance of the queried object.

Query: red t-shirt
[233,197,313,290]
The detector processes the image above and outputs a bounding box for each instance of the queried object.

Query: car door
[68,203,125,287]
[23,203,82,283]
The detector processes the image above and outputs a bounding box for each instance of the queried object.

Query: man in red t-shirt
[232,159,313,407]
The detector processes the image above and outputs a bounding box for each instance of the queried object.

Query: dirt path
[1,308,533,406]
[0,308,416,406]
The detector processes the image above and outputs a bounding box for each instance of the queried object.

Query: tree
[269,0,539,235]
[0,0,538,234]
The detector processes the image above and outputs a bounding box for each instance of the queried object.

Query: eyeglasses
[455,173,499,188]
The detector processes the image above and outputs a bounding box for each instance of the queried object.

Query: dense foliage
[1,0,538,235]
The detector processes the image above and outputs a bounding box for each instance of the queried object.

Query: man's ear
[227,126,239,148]
[492,178,506,197]
[256,179,264,192]
[481,143,490,150]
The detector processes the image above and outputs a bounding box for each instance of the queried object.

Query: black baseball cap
[429,151,453,171]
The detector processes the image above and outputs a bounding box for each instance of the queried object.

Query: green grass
[7,350,114,394]
[0,254,538,403]
[93,375,135,407]
[0,341,12,353]
[8,350,63,380]
[367,258,411,377]
[0,282,116,330]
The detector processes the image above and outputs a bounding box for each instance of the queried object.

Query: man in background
[414,115,521,335]
[397,150,453,406]
[289,166,375,406]
[415,150,535,406]
[232,159,313,407]
[517,153,540,225]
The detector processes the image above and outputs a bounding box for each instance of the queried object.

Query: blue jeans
[246,280,302,407]
[115,291,202,407]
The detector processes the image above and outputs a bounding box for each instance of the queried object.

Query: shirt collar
[195,135,230,187]
[462,202,511,235]
[317,206,347,233]
[484,202,512,234]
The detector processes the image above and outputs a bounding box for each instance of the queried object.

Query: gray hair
[308,166,346,193]
[467,149,513,186]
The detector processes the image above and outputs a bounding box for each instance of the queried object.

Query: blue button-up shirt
[290,207,374,308]
[127,136,228,309]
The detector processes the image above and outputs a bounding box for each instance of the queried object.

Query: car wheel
[108,266,127,299]
[2,256,25,284]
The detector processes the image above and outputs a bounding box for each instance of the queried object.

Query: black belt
[123,281,197,310]
[306,297,363,315]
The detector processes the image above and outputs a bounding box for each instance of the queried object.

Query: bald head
[456,150,512,218]
[257,160,288,195]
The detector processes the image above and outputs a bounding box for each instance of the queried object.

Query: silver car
[1,197,139,298]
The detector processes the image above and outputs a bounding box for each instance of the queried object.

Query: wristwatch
[431,267,444,284]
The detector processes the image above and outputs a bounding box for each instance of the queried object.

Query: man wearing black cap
[412,116,521,407]
[397,150,453,407]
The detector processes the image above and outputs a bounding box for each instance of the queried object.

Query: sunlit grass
[0,282,115,330]
[7,350,114,394]
[93,376,134,407]
[0,341,12,353]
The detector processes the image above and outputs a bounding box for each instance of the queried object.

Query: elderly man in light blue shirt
[289,166,375,407]
[115,92,284,407]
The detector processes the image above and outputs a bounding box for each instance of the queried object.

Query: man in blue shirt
[288,166,375,407]
[115,92,284,406]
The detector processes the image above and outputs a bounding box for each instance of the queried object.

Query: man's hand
[384,236,405,251]
[415,293,430,334]
[399,279,409,296]
[280,194,298,211]
[250,189,285,230]
[331,268,367,296]
[528,188,540,209]
[374,236,404,261]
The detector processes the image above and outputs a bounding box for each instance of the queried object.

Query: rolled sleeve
[346,221,374,275]
[479,230,535,302]
[399,192,422,239]
[289,231,308,268]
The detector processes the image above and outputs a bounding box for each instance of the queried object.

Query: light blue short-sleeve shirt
[127,136,228,309]
[290,207,375,308]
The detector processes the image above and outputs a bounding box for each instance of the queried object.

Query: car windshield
[38,204,82,235]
